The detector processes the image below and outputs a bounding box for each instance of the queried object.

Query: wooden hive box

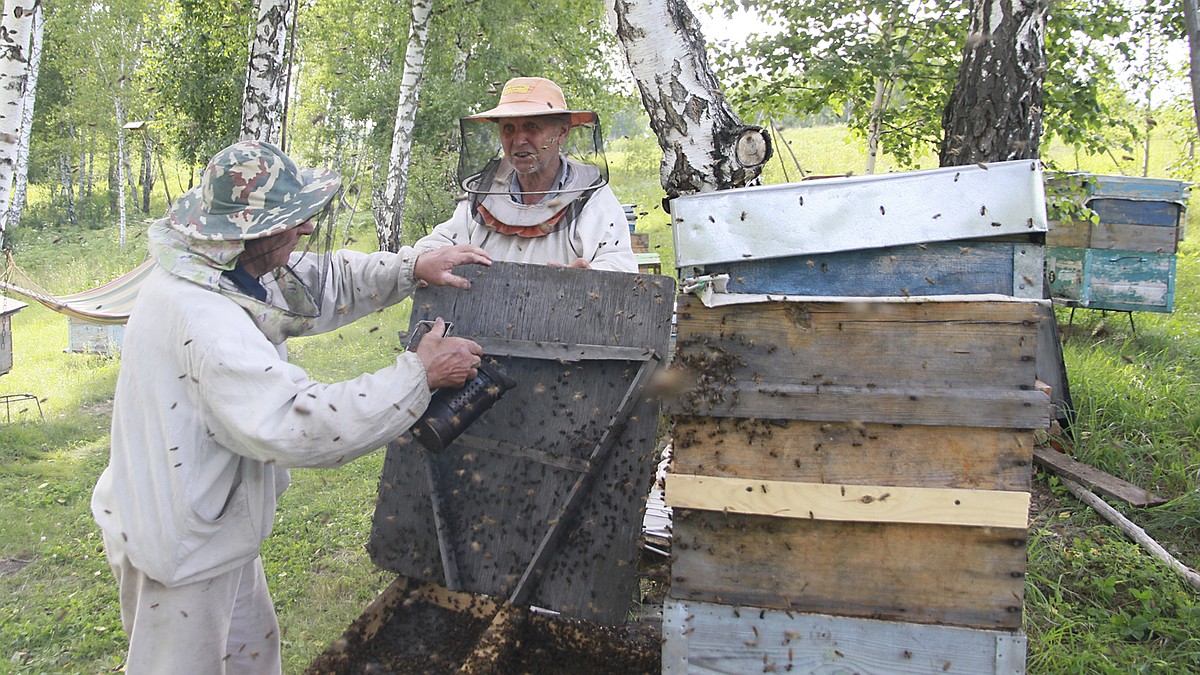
[67,316,125,356]
[0,296,28,376]
[662,295,1046,674]
[663,163,1053,674]
[1045,172,1189,314]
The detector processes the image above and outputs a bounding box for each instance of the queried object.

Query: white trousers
[107,544,282,675]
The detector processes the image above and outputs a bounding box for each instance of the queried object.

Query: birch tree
[710,0,963,173]
[375,0,433,253]
[240,0,295,145]
[0,0,37,247]
[609,0,769,197]
[939,0,1047,165]
[5,0,39,235]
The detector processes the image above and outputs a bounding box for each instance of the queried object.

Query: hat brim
[169,168,342,241]
[462,102,596,127]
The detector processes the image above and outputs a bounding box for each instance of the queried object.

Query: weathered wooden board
[1049,247,1176,313]
[368,262,675,624]
[1090,222,1178,253]
[666,473,1030,528]
[667,296,1047,429]
[1045,247,1085,301]
[700,239,1043,299]
[1088,174,1189,202]
[1084,249,1175,312]
[1046,218,1091,249]
[1034,446,1167,507]
[1089,197,1182,228]
[672,417,1035,490]
[672,160,1047,267]
[1034,302,1073,425]
[662,600,1027,675]
[669,511,1028,629]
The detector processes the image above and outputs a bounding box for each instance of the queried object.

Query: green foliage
[709,0,1158,171]
[139,0,254,168]
[1041,0,1140,157]
[709,0,964,170]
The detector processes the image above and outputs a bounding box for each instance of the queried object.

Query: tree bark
[376,0,433,253]
[60,153,76,226]
[0,0,37,247]
[1185,0,1200,139]
[140,134,154,214]
[240,0,294,145]
[939,0,1046,166]
[6,0,39,234]
[609,0,770,198]
[115,97,129,249]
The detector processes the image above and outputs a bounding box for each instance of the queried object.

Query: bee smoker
[408,321,517,452]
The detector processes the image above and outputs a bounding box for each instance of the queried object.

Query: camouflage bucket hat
[169,140,342,241]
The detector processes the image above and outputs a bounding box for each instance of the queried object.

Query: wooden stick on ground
[1060,478,1200,593]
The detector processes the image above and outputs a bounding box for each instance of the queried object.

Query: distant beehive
[1045,173,1189,313]
[1,296,29,376]
[663,161,1051,674]
[67,317,125,356]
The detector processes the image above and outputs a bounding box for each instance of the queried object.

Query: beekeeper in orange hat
[414,76,637,272]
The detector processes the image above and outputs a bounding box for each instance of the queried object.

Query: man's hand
[547,257,590,269]
[414,317,484,389]
[414,245,492,289]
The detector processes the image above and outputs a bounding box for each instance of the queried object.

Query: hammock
[0,254,154,325]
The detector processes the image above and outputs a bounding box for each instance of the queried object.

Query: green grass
[5,121,1200,673]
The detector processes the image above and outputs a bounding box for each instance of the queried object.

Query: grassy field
[2,124,1200,672]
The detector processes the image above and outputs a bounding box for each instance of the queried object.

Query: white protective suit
[413,157,637,272]
[92,222,432,588]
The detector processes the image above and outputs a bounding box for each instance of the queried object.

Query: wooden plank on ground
[1034,446,1167,507]
[662,600,1027,675]
[671,417,1035,491]
[665,473,1030,528]
[670,512,1028,630]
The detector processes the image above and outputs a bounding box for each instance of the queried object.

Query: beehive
[664,161,1050,673]
[1046,172,1189,313]
[0,296,28,375]
[67,316,125,356]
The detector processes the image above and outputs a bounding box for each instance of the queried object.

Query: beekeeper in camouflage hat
[168,139,341,241]
[92,140,491,673]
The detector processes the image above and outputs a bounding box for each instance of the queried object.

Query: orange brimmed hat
[463,77,596,127]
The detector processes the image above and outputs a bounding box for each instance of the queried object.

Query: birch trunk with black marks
[240,0,294,145]
[6,0,39,234]
[0,0,37,247]
[609,0,770,199]
[114,97,129,249]
[939,0,1046,165]
[1184,0,1200,140]
[376,0,433,253]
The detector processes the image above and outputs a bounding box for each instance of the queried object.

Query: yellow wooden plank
[665,473,1029,529]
